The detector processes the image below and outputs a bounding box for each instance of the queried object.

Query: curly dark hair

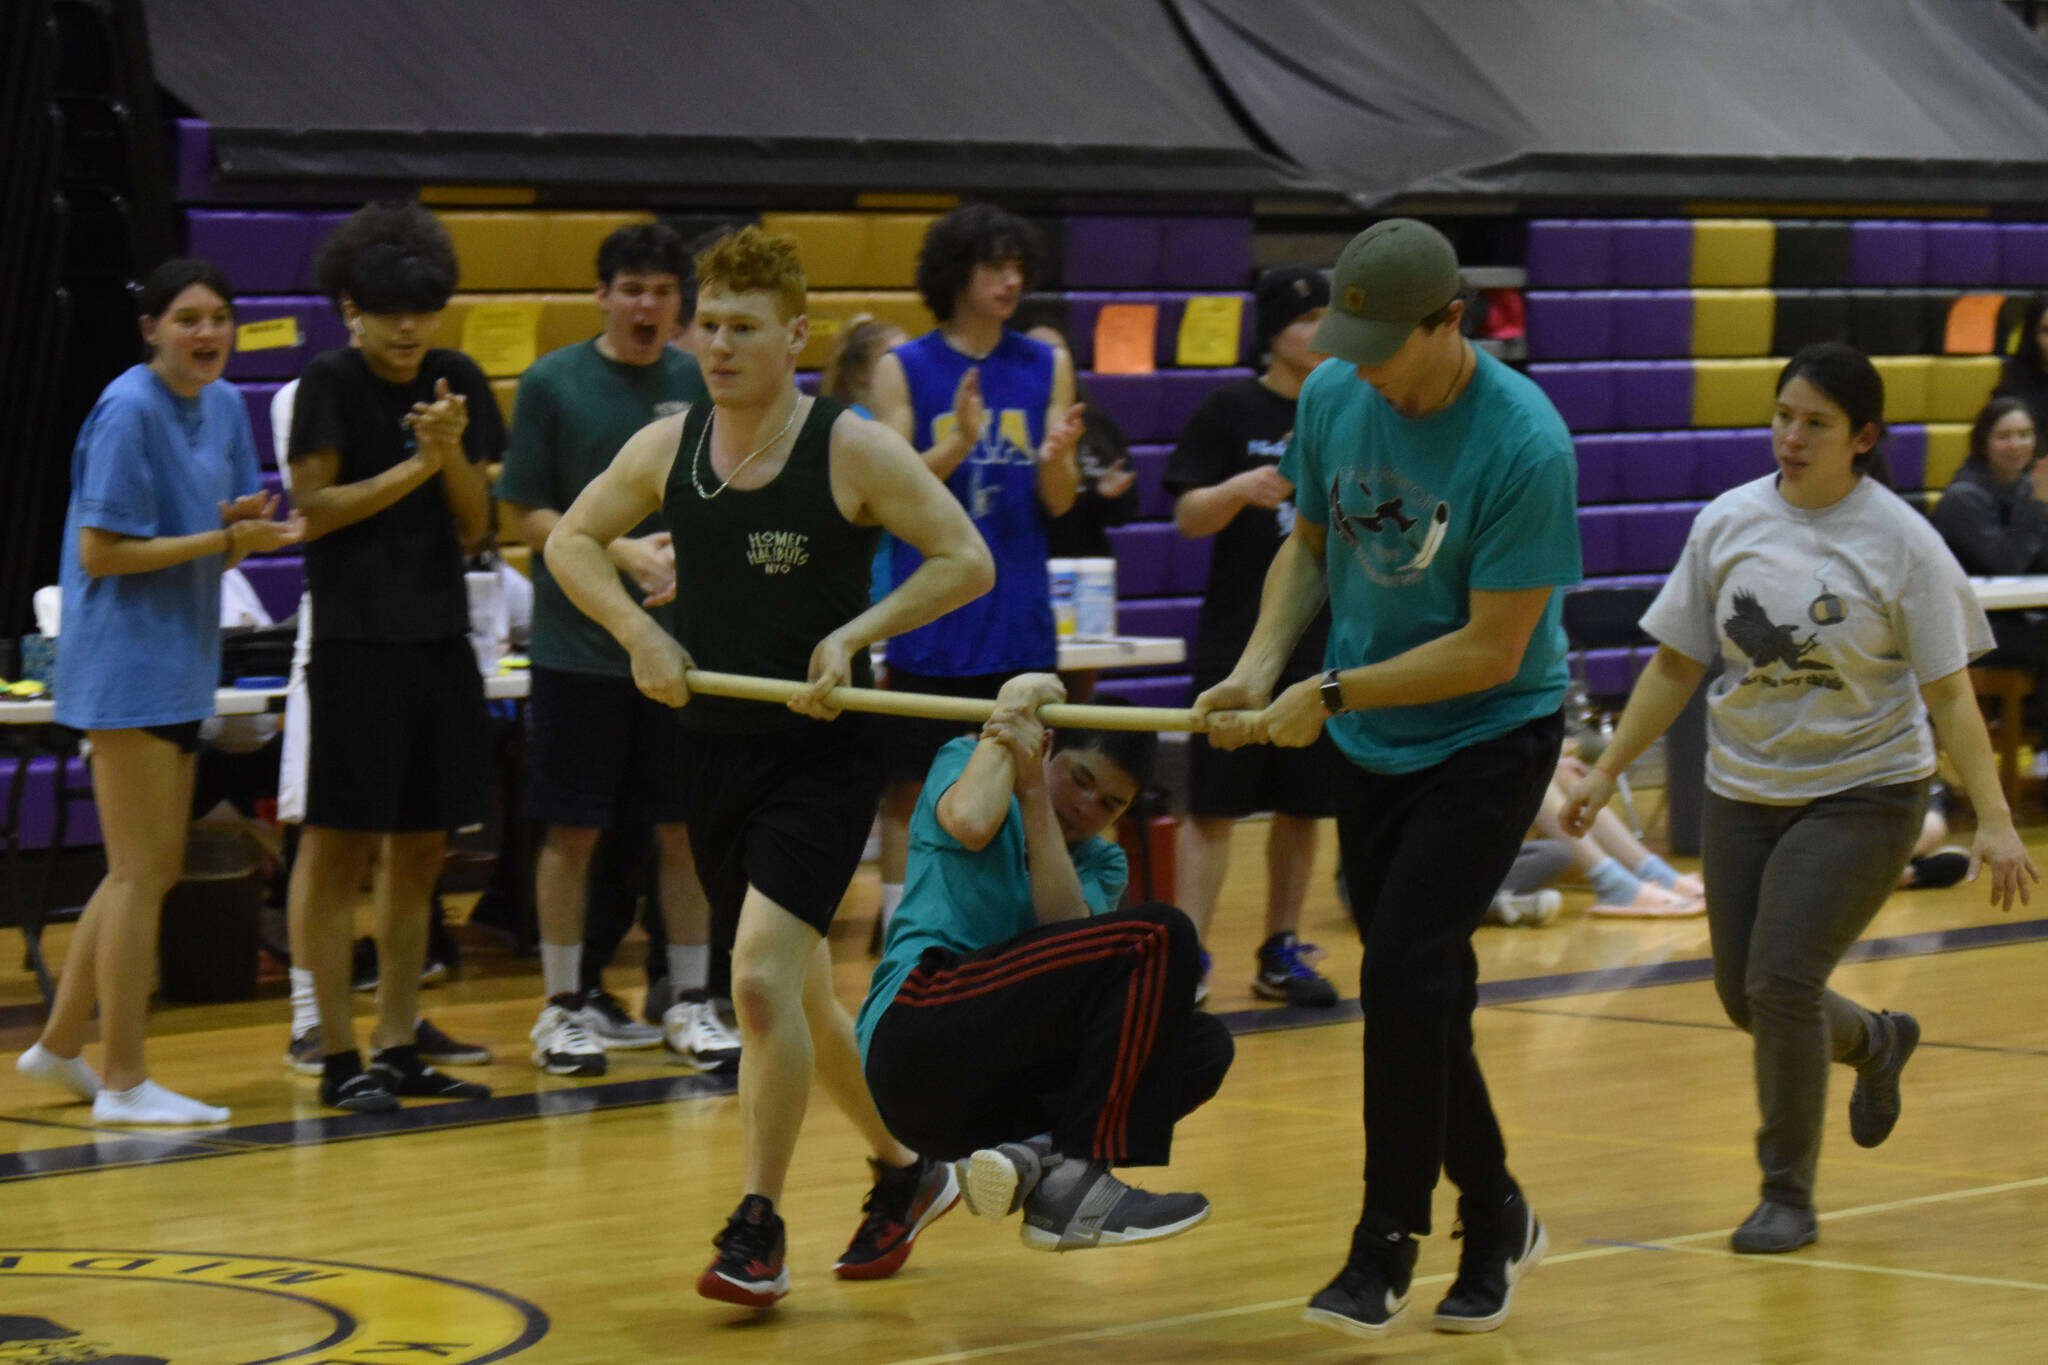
[596,222,687,287]
[914,204,1039,322]
[314,201,458,315]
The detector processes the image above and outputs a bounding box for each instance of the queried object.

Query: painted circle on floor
[0,1249,546,1364]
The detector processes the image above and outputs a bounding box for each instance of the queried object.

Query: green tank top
[662,394,879,733]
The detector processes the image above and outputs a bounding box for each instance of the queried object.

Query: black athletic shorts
[1184,728,1346,819]
[303,636,490,833]
[677,714,886,935]
[879,667,1014,783]
[66,720,204,754]
[525,664,688,828]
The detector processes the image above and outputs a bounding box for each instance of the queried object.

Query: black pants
[864,904,1232,1166]
[1334,709,1563,1235]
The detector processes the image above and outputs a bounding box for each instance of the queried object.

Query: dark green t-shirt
[496,340,709,676]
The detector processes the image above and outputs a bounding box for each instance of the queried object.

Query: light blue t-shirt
[56,365,261,730]
[1281,349,1581,773]
[855,736,1129,1064]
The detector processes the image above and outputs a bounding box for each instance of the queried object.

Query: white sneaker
[1489,889,1563,927]
[532,999,607,1077]
[663,998,742,1071]
[571,988,664,1050]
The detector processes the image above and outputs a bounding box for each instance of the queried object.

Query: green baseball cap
[1310,219,1463,367]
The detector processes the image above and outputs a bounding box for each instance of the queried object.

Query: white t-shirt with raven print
[1643,474,1992,805]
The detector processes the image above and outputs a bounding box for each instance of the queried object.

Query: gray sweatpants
[1700,780,1927,1208]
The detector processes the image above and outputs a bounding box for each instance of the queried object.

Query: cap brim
[1309,309,1414,368]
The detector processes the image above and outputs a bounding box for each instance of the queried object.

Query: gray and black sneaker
[1849,1010,1920,1148]
[369,1044,491,1101]
[959,1136,1059,1220]
[573,987,663,1050]
[283,1029,322,1077]
[1303,1212,1419,1340]
[1434,1189,1548,1333]
[415,1017,491,1067]
[320,1066,399,1114]
[1731,1198,1818,1254]
[1018,1158,1208,1251]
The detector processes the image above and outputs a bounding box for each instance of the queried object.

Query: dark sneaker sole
[1019,1200,1209,1251]
[1252,978,1340,1007]
[1433,1220,1549,1333]
[418,1048,491,1067]
[695,1265,788,1308]
[323,1092,400,1114]
[1302,1298,1407,1340]
[665,1045,741,1073]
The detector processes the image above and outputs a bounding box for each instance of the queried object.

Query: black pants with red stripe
[864,904,1232,1167]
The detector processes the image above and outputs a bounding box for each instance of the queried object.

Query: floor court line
[873,1174,2048,1364]
[1495,1003,2048,1058]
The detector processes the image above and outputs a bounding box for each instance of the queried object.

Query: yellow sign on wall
[462,301,543,378]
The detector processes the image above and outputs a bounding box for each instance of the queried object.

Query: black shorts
[304,636,490,833]
[879,668,1012,784]
[678,715,885,935]
[1184,673,1346,818]
[67,721,204,754]
[525,665,687,827]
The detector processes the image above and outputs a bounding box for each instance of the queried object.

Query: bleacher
[1527,216,2037,698]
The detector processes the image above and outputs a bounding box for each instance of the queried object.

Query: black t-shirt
[1162,377,1330,681]
[289,347,508,642]
[1045,402,1139,558]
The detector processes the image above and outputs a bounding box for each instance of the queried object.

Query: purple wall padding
[237,380,284,468]
[1159,218,1252,289]
[1612,291,1693,358]
[1085,373,1166,443]
[1525,291,1615,360]
[1129,445,1175,519]
[173,118,212,201]
[1849,221,1929,286]
[1106,523,1174,597]
[223,297,346,381]
[1101,673,1191,708]
[1926,223,2000,289]
[1999,225,2048,286]
[1692,428,1774,497]
[0,756,101,849]
[1611,220,1692,286]
[1886,424,1928,491]
[237,555,305,621]
[1581,648,1636,698]
[1573,435,1626,503]
[1530,363,1617,432]
[1064,217,1164,288]
[1614,362,1693,430]
[185,210,314,292]
[1618,432,1697,502]
[1577,506,1622,576]
[1163,532,1212,597]
[1526,220,1613,288]
[1617,502,1703,574]
[1116,596,1201,649]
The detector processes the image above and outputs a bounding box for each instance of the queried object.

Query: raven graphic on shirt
[1724,590,1834,671]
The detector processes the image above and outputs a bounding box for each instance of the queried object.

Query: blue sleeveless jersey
[888,330,1057,675]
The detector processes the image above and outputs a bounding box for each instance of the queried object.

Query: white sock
[91,1079,230,1126]
[880,883,905,934]
[667,943,709,995]
[17,1043,101,1101]
[289,966,319,1038]
[540,942,582,1000]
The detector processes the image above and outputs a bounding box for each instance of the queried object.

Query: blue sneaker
[1254,932,1339,1007]
[1194,950,1212,1005]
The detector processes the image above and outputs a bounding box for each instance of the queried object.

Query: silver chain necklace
[690,398,801,500]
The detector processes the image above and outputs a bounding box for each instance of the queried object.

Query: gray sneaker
[958,1136,1058,1220]
[1730,1199,1818,1254]
[283,1029,322,1077]
[1849,1010,1919,1148]
[1018,1158,1209,1251]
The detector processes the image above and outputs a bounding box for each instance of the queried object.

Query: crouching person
[855,673,1232,1251]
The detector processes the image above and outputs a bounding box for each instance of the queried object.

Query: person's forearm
[1174,485,1247,538]
[545,527,665,655]
[437,444,494,551]
[296,455,437,541]
[832,547,991,653]
[1589,646,1707,778]
[512,506,560,554]
[1925,673,2016,829]
[1231,532,1327,692]
[1021,788,1089,923]
[935,738,1021,849]
[78,527,233,578]
[1036,449,1079,518]
[919,430,975,481]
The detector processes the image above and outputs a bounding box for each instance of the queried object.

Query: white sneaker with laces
[664,998,742,1071]
[1489,889,1562,927]
[532,1001,607,1077]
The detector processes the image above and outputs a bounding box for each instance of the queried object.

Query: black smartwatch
[1319,668,1346,715]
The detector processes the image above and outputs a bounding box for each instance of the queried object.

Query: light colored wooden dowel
[683,669,1222,732]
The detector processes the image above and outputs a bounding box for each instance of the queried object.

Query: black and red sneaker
[832,1154,960,1280]
[696,1194,789,1308]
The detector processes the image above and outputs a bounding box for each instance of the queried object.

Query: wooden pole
[682,669,1222,732]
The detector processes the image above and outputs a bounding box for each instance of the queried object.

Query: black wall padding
[1771,222,1853,287]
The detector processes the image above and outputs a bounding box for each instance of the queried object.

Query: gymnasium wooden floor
[4,814,2047,1363]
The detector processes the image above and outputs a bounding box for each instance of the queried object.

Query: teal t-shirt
[1280,349,1581,774]
[494,340,710,676]
[855,736,1129,1065]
